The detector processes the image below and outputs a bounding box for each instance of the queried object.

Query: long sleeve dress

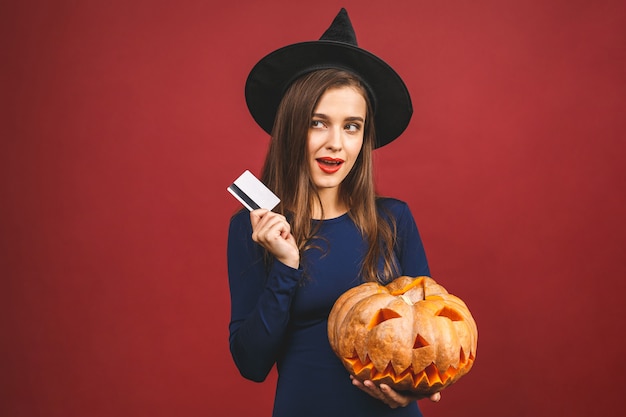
[227,197,430,417]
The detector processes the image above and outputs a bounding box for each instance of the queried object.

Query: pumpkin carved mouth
[343,345,476,393]
[328,276,478,395]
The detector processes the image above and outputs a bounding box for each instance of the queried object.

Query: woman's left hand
[350,376,441,408]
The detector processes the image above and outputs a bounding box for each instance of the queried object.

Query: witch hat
[245,8,413,148]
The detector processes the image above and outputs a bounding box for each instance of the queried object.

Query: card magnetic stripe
[228,183,261,210]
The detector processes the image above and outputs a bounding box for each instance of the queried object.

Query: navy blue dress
[227,198,430,417]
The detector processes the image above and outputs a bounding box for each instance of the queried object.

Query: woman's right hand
[250,209,300,269]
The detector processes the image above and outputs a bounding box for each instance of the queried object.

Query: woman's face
[307,86,366,192]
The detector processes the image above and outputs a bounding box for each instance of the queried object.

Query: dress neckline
[311,211,350,224]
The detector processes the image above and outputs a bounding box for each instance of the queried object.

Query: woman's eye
[311,120,325,128]
[345,123,361,132]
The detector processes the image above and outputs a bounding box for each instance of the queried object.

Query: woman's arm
[393,200,430,277]
[227,210,303,382]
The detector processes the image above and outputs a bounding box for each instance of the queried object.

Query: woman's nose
[325,127,342,151]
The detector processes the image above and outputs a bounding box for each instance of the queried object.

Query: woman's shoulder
[376,196,410,215]
[228,208,252,233]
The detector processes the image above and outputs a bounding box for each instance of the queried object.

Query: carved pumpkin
[328,276,477,395]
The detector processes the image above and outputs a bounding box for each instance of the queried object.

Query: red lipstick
[316,157,344,174]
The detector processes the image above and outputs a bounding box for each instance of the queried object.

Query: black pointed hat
[245,8,413,148]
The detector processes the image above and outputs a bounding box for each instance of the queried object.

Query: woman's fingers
[251,211,291,243]
[351,377,393,406]
[249,209,299,268]
[379,384,411,408]
[249,208,269,229]
[351,377,442,409]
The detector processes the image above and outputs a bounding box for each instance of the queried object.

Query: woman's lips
[316,157,344,174]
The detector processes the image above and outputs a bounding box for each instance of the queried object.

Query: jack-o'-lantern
[327,276,477,395]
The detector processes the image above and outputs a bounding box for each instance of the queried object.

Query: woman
[228,9,439,417]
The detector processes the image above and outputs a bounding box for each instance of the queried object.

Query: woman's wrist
[277,255,300,269]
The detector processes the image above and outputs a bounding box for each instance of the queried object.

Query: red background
[2,1,625,416]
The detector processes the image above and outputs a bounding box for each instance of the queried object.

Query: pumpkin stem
[400,294,413,305]
[389,276,426,296]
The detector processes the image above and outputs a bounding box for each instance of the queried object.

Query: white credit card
[227,170,280,211]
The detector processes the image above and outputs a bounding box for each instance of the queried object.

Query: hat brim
[245,41,412,148]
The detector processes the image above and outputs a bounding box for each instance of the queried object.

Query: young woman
[227,9,440,417]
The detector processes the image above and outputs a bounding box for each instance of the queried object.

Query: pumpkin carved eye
[436,306,463,321]
[328,276,478,395]
[368,308,402,329]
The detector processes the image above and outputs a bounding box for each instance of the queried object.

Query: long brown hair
[261,69,398,283]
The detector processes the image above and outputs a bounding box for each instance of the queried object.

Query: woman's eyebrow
[312,113,364,122]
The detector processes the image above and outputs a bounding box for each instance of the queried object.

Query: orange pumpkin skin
[328,276,478,395]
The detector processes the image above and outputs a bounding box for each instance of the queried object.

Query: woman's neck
[311,188,348,219]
